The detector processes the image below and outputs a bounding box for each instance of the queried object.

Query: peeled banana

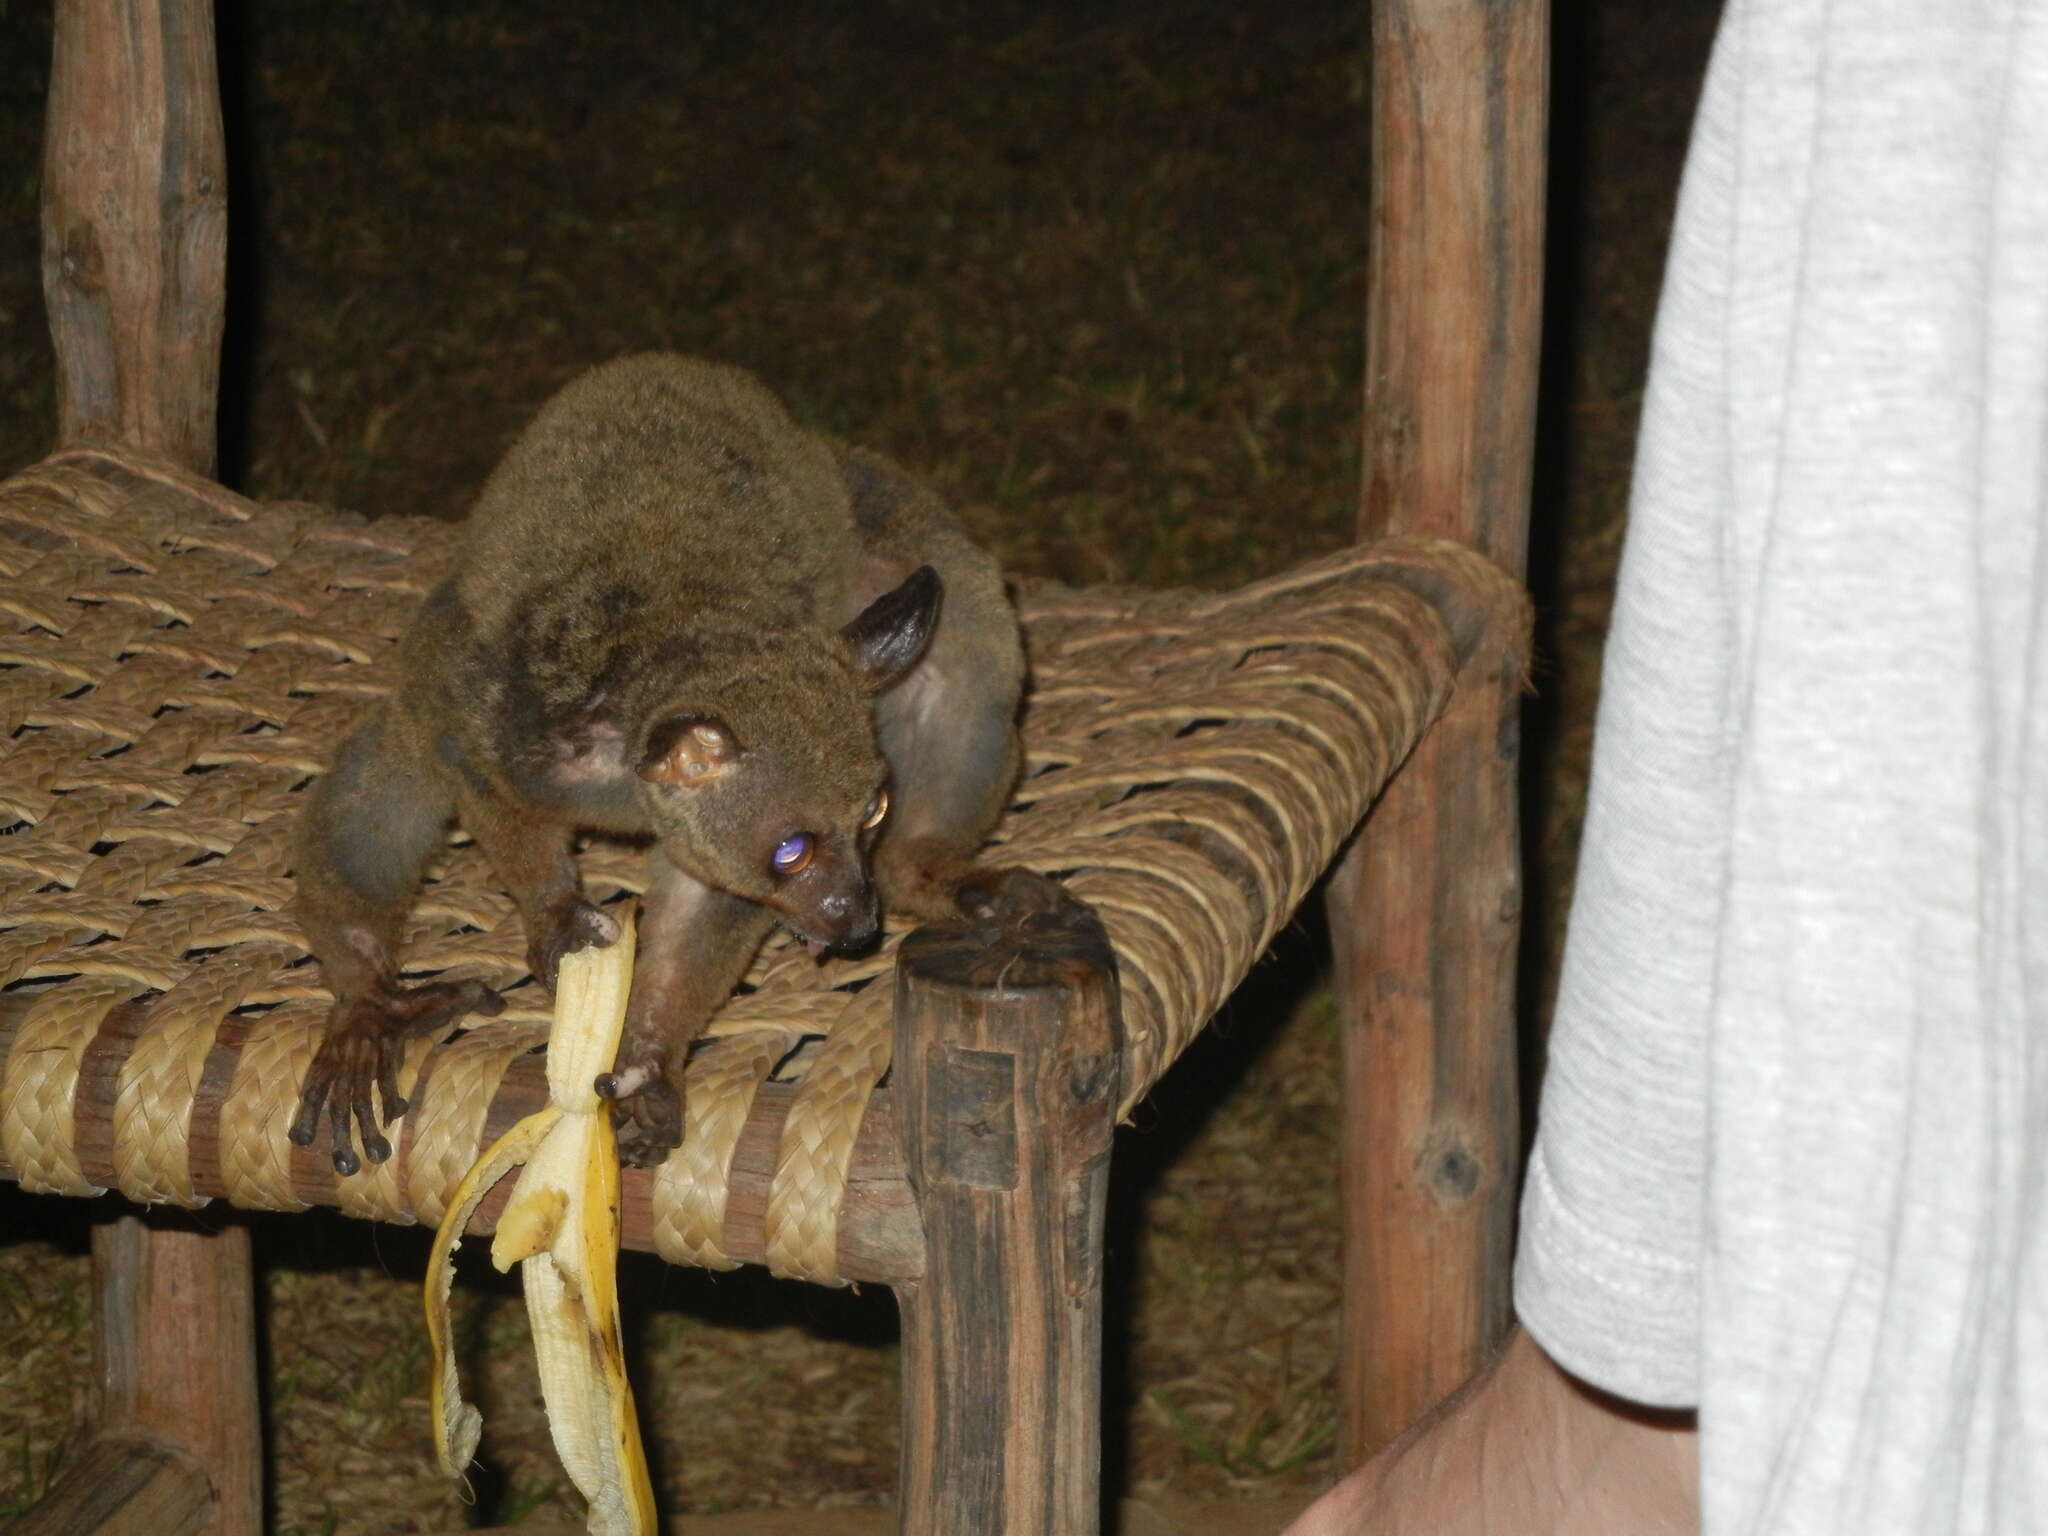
[424,910,657,1536]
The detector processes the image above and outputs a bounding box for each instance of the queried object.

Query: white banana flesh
[425,911,657,1536]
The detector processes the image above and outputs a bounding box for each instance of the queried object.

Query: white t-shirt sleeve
[1512,0,1744,1412]
[1514,1,2048,1528]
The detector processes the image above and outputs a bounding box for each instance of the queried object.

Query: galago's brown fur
[289,354,1024,1173]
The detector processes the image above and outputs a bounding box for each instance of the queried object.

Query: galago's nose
[810,882,879,956]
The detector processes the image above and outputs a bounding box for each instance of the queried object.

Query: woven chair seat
[0,446,1526,1285]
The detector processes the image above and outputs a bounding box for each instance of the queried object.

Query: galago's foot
[290,979,505,1175]
[952,864,1068,927]
[874,833,988,923]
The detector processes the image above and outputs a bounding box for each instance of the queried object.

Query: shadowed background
[0,0,1718,1527]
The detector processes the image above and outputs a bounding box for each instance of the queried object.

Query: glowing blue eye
[771,833,814,875]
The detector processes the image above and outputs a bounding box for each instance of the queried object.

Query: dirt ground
[0,0,1722,1529]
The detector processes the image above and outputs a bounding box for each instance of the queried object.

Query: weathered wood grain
[23,7,261,1532]
[890,872,1122,1536]
[6,1433,216,1536]
[1331,0,1546,1462]
[41,0,227,472]
[11,1214,265,1536]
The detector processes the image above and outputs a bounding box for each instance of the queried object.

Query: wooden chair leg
[1329,654,1525,1460]
[890,874,1122,1536]
[17,5,259,1533]
[14,1213,262,1536]
[1332,0,1547,1463]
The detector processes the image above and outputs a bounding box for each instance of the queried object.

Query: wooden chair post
[42,0,228,472]
[1329,0,1548,1461]
[16,4,259,1533]
[890,875,1122,1536]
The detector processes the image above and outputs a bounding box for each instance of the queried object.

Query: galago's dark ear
[842,565,942,693]
[637,713,740,786]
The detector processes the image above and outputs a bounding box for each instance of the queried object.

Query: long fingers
[352,1069,394,1168]
[291,1013,398,1172]
[327,1085,361,1176]
[295,980,505,1175]
[328,1032,393,1175]
[289,1052,338,1148]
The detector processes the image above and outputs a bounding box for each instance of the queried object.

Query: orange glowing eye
[770,833,815,875]
[861,787,891,830]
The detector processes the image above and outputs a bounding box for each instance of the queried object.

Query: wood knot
[58,223,103,287]
[1064,1052,1116,1107]
[1415,1130,1484,1208]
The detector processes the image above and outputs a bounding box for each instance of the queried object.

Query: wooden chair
[0,2,1543,1531]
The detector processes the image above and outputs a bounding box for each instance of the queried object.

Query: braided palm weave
[0,446,1527,1285]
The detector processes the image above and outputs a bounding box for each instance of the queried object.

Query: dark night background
[0,1,1720,1527]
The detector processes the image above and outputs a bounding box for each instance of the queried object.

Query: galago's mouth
[778,918,833,961]
[778,910,881,963]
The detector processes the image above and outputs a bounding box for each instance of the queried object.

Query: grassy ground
[0,0,1720,1528]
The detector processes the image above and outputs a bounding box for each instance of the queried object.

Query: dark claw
[328,1092,356,1175]
[377,1050,408,1125]
[287,1066,328,1147]
[352,1088,389,1165]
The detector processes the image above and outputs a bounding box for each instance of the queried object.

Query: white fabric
[1513,1,2048,1529]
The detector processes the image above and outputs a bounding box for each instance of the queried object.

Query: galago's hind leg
[872,663,1024,925]
[833,444,1026,922]
[870,586,1025,922]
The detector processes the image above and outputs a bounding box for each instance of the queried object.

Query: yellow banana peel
[425,911,657,1536]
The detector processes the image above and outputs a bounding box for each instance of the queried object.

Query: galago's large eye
[861,787,890,830]
[771,832,815,875]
